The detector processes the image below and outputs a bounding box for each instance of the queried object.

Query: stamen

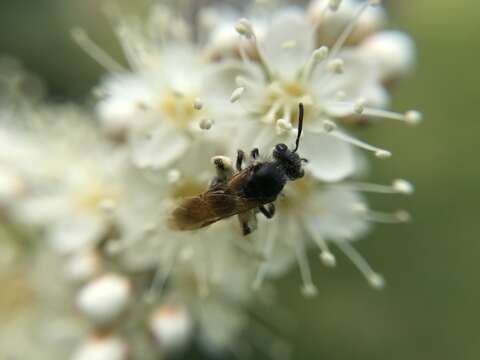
[330,1,372,58]
[235,18,273,80]
[335,240,385,290]
[71,28,125,73]
[327,58,345,74]
[262,100,283,124]
[253,227,278,290]
[338,179,414,195]
[361,107,423,125]
[322,119,338,133]
[199,118,213,130]
[235,18,255,39]
[354,98,366,114]
[230,87,245,103]
[281,40,297,49]
[326,130,392,158]
[167,169,181,184]
[276,118,293,135]
[193,98,203,110]
[303,46,329,80]
[294,239,318,297]
[328,0,343,11]
[366,209,412,223]
[392,179,415,195]
[235,76,260,90]
[144,257,177,304]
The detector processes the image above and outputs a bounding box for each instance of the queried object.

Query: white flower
[252,176,413,294]
[77,8,245,171]
[230,1,421,181]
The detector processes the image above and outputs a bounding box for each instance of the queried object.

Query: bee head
[272,103,306,181]
[272,143,304,180]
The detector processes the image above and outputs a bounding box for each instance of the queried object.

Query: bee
[168,103,307,236]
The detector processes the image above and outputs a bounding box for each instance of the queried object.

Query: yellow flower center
[261,80,312,126]
[160,91,202,129]
[77,184,122,213]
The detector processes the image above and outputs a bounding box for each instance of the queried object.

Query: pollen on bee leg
[335,240,385,290]
[210,156,234,186]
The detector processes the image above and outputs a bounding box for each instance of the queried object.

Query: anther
[199,118,213,130]
[319,251,337,267]
[392,179,414,195]
[328,58,345,74]
[354,99,366,114]
[328,0,343,11]
[281,40,297,49]
[314,46,329,61]
[322,119,337,133]
[230,87,245,103]
[405,110,423,125]
[375,150,392,159]
[193,98,203,110]
[235,18,255,38]
[167,169,181,184]
[395,210,412,223]
[367,273,385,290]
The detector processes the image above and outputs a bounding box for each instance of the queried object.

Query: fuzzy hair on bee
[168,103,308,236]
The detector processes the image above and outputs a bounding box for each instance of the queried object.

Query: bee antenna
[293,103,304,153]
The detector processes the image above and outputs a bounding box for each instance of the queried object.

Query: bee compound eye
[275,144,288,152]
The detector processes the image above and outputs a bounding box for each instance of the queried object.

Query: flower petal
[301,131,355,181]
[262,9,314,80]
[131,122,190,169]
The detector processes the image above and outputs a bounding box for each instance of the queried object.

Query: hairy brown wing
[168,190,259,231]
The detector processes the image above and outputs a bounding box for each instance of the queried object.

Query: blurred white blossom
[0,0,421,358]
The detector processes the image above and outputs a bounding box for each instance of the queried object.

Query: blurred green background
[0,0,478,359]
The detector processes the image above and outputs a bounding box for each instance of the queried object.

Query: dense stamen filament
[326,130,392,158]
[335,240,385,289]
[71,28,125,73]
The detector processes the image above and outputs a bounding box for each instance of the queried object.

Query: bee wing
[168,189,258,231]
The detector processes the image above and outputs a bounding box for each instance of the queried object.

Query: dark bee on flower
[168,103,308,235]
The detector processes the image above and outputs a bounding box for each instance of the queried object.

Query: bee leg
[236,150,245,171]
[251,148,259,160]
[238,210,258,236]
[210,156,234,189]
[259,203,275,219]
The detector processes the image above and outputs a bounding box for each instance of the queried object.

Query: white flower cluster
[0,0,421,358]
